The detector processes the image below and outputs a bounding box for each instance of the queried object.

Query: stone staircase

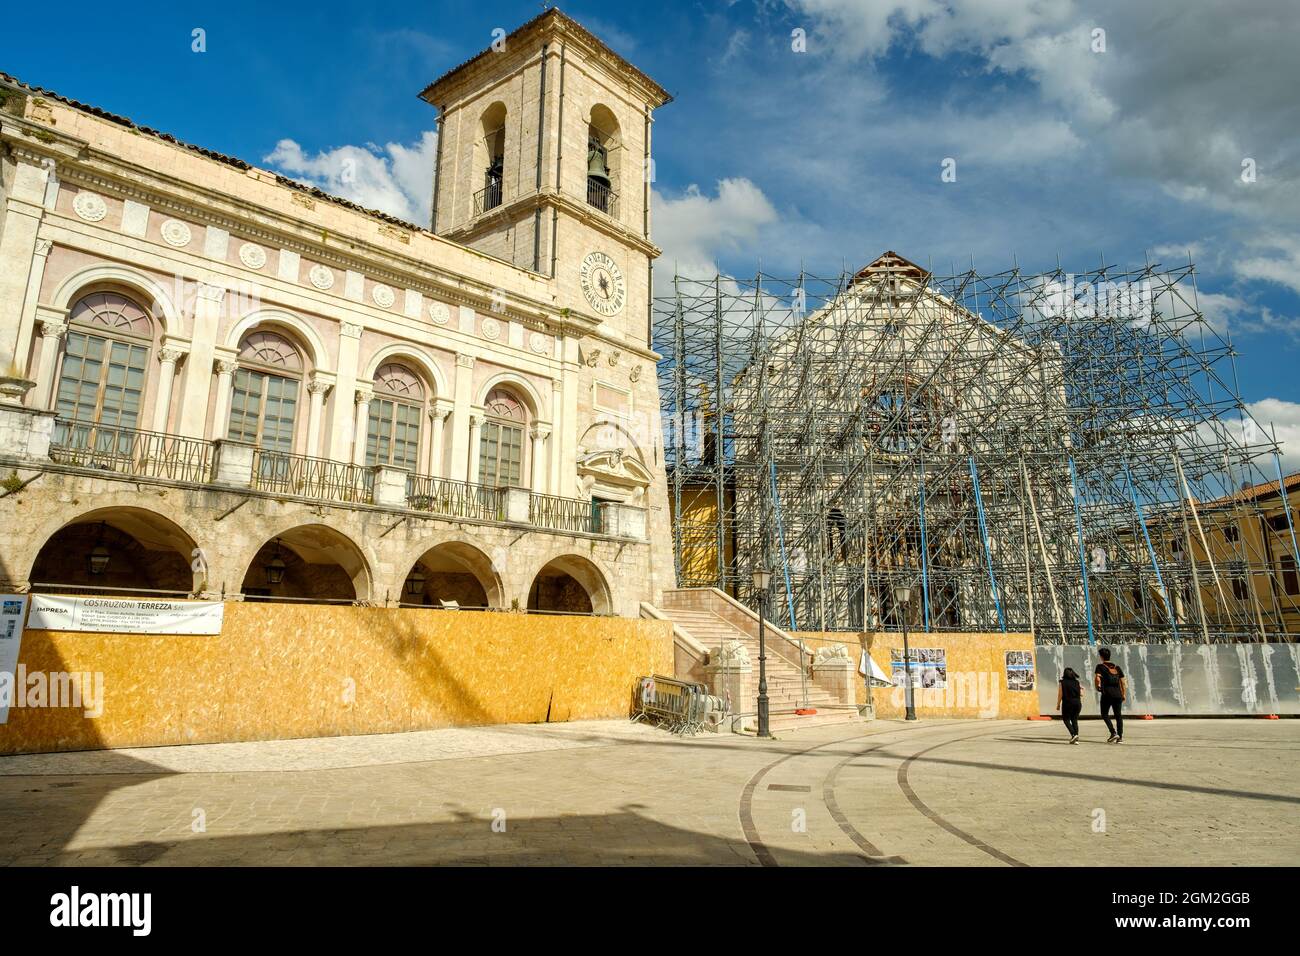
[645,589,861,732]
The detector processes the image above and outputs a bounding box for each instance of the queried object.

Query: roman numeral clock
[580,251,626,317]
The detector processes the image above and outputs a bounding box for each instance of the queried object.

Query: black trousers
[1100,696,1124,737]
[1061,701,1082,736]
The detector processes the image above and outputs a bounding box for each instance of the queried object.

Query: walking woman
[1057,667,1083,744]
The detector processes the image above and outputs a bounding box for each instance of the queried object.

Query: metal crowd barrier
[632,675,719,736]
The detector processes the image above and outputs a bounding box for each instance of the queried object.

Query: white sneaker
[1107,734,1117,743]
[1069,735,1079,744]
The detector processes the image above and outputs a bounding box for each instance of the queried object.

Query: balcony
[474,178,503,216]
[49,418,213,483]
[250,447,374,504]
[406,473,505,522]
[586,178,618,218]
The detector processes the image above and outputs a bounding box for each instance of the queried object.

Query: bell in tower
[587,134,611,212]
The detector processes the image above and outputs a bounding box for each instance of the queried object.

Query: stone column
[560,337,580,497]
[530,422,552,494]
[32,318,67,410]
[704,642,754,734]
[467,410,483,484]
[177,284,226,438]
[812,645,857,708]
[327,321,363,461]
[0,152,51,368]
[305,376,330,458]
[449,353,476,482]
[209,358,238,440]
[352,383,373,465]
[428,398,453,477]
[150,346,186,433]
[550,378,564,493]
[15,238,55,371]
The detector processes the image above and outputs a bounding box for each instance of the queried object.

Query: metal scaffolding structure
[654,252,1300,643]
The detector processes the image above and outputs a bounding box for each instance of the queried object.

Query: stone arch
[27,505,200,595]
[225,309,328,373]
[362,344,448,399]
[579,419,649,467]
[525,552,614,616]
[50,264,181,337]
[586,103,622,213]
[475,371,546,420]
[239,523,373,604]
[400,538,505,609]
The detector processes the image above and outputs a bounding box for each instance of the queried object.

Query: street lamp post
[894,583,917,721]
[753,567,773,738]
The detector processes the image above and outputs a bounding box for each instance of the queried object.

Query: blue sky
[3,0,1298,457]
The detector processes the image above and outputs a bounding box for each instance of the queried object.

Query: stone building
[0,9,675,616]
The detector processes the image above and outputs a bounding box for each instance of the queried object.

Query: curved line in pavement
[895,731,1028,867]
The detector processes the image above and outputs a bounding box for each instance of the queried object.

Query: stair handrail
[662,587,812,670]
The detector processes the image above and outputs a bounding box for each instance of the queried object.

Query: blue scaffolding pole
[1275,453,1300,570]
[770,459,797,630]
[1124,459,1180,641]
[968,457,1006,632]
[918,460,932,631]
[1068,456,1095,645]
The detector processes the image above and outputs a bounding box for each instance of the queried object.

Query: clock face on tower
[579,251,626,317]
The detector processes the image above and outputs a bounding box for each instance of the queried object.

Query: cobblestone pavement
[0,718,1295,866]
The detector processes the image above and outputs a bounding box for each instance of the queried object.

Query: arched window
[228,330,302,452]
[478,387,527,487]
[477,103,507,214]
[56,292,154,429]
[367,363,425,470]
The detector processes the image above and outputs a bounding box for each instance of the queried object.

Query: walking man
[1094,648,1127,743]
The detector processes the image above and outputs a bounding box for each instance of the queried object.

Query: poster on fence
[1005,650,1035,691]
[27,595,224,635]
[0,595,28,724]
[890,647,948,689]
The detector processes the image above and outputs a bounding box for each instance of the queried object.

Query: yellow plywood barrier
[0,603,673,755]
[789,630,1039,720]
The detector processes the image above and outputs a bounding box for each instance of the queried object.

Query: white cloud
[652,178,781,283]
[784,0,1300,226]
[1236,236,1300,297]
[1247,398,1300,473]
[264,131,438,227]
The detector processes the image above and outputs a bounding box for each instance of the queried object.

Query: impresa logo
[49,886,151,936]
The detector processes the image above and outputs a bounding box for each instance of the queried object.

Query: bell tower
[420,8,672,345]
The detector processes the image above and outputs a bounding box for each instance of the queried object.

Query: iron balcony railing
[586,178,618,217]
[529,492,610,535]
[474,178,503,215]
[250,448,374,503]
[49,418,214,483]
[405,473,505,522]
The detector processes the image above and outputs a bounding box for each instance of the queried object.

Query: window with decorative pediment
[56,292,155,429]
[228,330,303,453]
[367,363,425,471]
[478,387,527,488]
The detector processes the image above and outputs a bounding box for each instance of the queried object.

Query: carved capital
[157,347,186,365]
[530,422,553,440]
[195,284,227,303]
[340,321,363,339]
[307,378,331,396]
[354,385,374,405]
[34,238,53,257]
[456,352,476,370]
[215,359,239,376]
[39,319,67,340]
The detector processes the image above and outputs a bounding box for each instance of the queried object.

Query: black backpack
[1099,662,1123,697]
